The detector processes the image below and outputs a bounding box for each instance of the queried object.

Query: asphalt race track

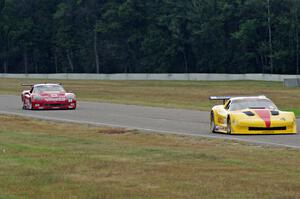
[1,95,300,148]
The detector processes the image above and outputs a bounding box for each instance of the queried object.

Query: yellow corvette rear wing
[209,96,231,104]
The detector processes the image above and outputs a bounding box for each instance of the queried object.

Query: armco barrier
[284,78,300,87]
[0,73,299,82]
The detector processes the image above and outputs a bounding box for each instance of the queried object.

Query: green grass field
[1,115,300,199]
[0,78,300,113]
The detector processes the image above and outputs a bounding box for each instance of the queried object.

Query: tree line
[0,0,300,74]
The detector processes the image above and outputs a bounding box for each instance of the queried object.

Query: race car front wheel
[227,117,232,134]
[210,112,216,133]
[27,99,32,110]
[22,101,26,110]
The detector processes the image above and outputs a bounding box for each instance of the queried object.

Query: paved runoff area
[1,95,300,148]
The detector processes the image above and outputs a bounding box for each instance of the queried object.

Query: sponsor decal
[51,94,58,98]
[254,110,271,128]
[45,97,66,102]
[218,117,224,124]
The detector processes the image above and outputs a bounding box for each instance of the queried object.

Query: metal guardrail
[284,78,300,87]
[0,73,299,82]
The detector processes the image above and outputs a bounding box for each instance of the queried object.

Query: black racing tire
[28,99,33,110]
[227,117,232,134]
[22,103,26,110]
[210,112,216,133]
[22,99,26,110]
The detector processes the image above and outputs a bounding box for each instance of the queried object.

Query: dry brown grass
[1,115,300,198]
[99,128,129,135]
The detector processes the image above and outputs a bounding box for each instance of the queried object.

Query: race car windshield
[34,85,65,93]
[229,99,277,111]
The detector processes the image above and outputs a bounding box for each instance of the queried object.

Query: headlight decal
[66,94,75,103]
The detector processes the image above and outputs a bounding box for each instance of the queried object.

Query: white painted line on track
[1,110,299,149]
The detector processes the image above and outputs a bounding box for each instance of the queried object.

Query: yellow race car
[209,96,297,134]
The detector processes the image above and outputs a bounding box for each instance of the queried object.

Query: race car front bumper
[31,101,76,110]
[230,119,297,134]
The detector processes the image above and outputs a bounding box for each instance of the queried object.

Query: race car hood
[250,109,271,128]
[39,92,66,98]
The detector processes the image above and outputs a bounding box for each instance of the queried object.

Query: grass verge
[0,114,300,198]
[0,78,300,114]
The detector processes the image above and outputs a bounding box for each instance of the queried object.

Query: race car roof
[21,83,62,87]
[209,95,267,101]
[230,96,268,101]
[209,95,268,104]
[34,83,61,87]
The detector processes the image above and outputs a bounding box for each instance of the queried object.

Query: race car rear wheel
[210,112,216,133]
[227,117,232,134]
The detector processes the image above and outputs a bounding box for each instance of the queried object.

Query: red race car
[21,83,76,110]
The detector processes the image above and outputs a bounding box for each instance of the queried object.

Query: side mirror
[24,91,30,96]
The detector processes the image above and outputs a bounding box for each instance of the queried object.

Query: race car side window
[224,100,231,110]
[30,87,34,93]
